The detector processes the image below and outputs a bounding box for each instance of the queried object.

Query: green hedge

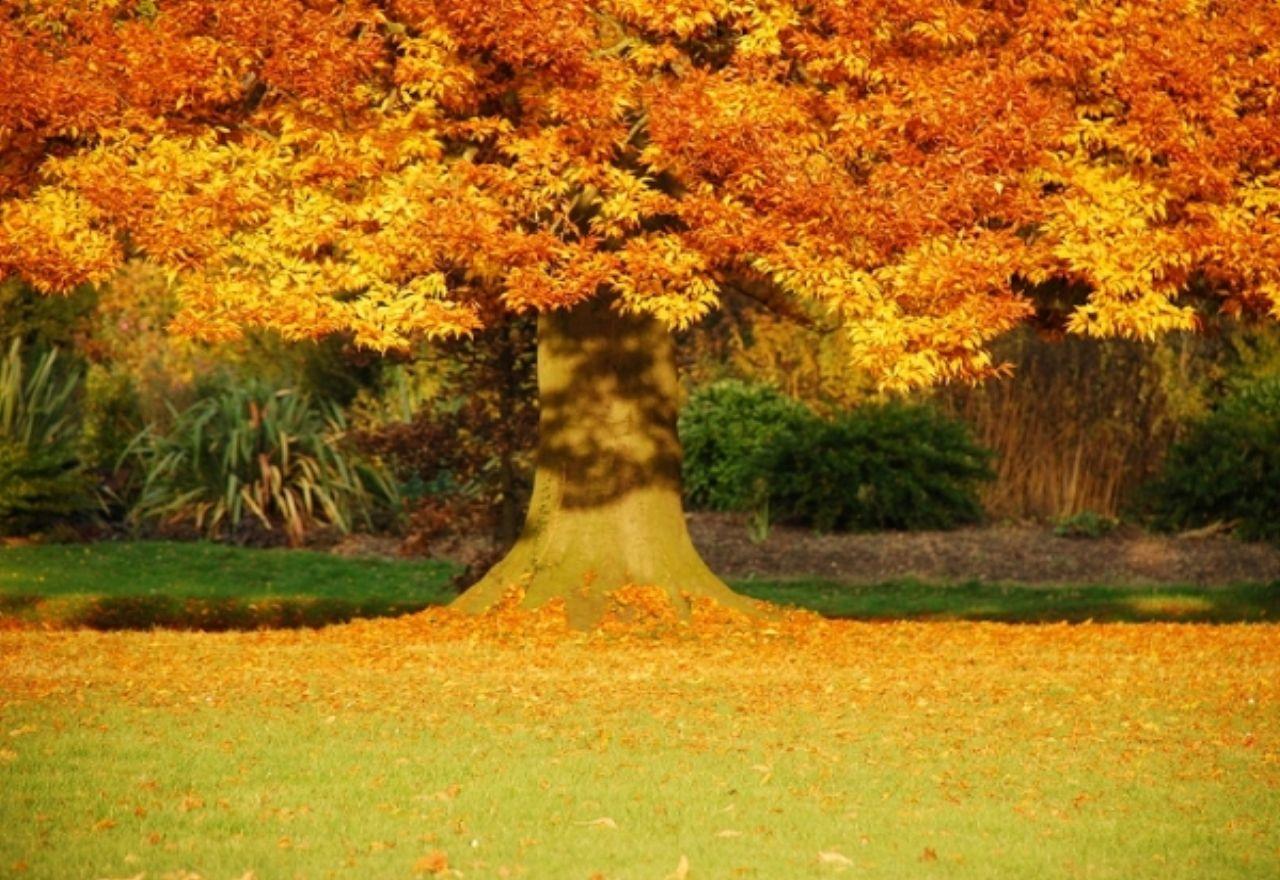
[1145,378,1280,541]
[680,380,992,532]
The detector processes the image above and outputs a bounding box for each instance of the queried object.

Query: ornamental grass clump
[0,340,92,534]
[127,382,398,545]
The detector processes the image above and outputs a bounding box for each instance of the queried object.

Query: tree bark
[452,297,757,628]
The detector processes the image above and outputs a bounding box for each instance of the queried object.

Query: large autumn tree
[3,0,1279,624]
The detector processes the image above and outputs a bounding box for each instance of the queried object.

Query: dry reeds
[941,329,1200,521]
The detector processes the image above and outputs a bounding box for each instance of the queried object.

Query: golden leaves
[2,0,1279,386]
[577,816,619,829]
[613,234,720,330]
[2,592,1280,876]
[817,849,854,867]
[0,188,122,290]
[412,850,450,875]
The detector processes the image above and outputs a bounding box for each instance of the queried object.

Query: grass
[737,577,1280,624]
[1,619,1277,879]
[0,541,458,601]
[0,541,1277,629]
[0,541,458,629]
[1,543,1277,877]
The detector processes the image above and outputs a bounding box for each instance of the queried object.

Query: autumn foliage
[2,0,1278,388]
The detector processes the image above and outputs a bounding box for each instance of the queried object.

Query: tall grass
[0,339,81,447]
[0,340,91,533]
[127,383,399,545]
[942,330,1194,519]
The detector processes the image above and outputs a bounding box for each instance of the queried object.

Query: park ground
[1,529,1279,879]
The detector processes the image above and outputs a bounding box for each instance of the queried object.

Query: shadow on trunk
[453,297,760,627]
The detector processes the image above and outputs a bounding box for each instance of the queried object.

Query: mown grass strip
[0,540,458,601]
[0,541,459,629]
[737,577,1280,624]
[1,542,1277,629]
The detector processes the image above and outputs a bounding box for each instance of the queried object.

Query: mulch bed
[686,512,1280,586]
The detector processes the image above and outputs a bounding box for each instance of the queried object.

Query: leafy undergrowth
[1,591,1278,879]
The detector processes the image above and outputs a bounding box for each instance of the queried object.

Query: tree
[2,0,1278,625]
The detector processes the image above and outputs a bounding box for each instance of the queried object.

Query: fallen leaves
[413,850,450,876]
[577,817,619,830]
[1,606,1278,877]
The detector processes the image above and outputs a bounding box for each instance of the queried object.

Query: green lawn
[1,619,1276,879]
[0,541,458,629]
[2,543,1277,877]
[738,577,1280,623]
[0,541,459,601]
[0,541,1277,628]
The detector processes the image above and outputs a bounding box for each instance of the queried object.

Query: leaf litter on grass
[1,586,1278,879]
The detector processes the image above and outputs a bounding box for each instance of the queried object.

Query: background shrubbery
[679,380,813,514]
[125,382,399,545]
[1144,378,1280,542]
[680,380,992,533]
[3,265,1280,548]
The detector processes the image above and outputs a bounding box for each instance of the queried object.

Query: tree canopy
[2,0,1279,387]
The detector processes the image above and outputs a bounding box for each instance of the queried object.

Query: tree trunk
[452,297,756,628]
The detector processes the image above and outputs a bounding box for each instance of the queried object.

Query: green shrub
[765,402,992,531]
[126,382,400,545]
[0,340,93,534]
[0,277,96,350]
[1144,378,1280,541]
[680,380,813,512]
[680,381,992,532]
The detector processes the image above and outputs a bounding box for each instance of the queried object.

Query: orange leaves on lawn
[412,850,450,876]
[1,604,1279,877]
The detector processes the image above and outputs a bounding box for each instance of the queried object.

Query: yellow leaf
[665,854,690,880]
[577,817,618,829]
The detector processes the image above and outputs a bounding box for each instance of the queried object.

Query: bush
[0,277,96,351]
[680,381,992,532]
[679,380,813,512]
[126,382,400,545]
[0,340,93,534]
[353,316,538,553]
[765,402,993,531]
[1144,378,1280,541]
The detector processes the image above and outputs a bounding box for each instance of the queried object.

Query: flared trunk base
[451,297,759,629]
[452,488,759,628]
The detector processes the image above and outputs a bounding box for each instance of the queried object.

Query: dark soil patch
[686,513,1280,586]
